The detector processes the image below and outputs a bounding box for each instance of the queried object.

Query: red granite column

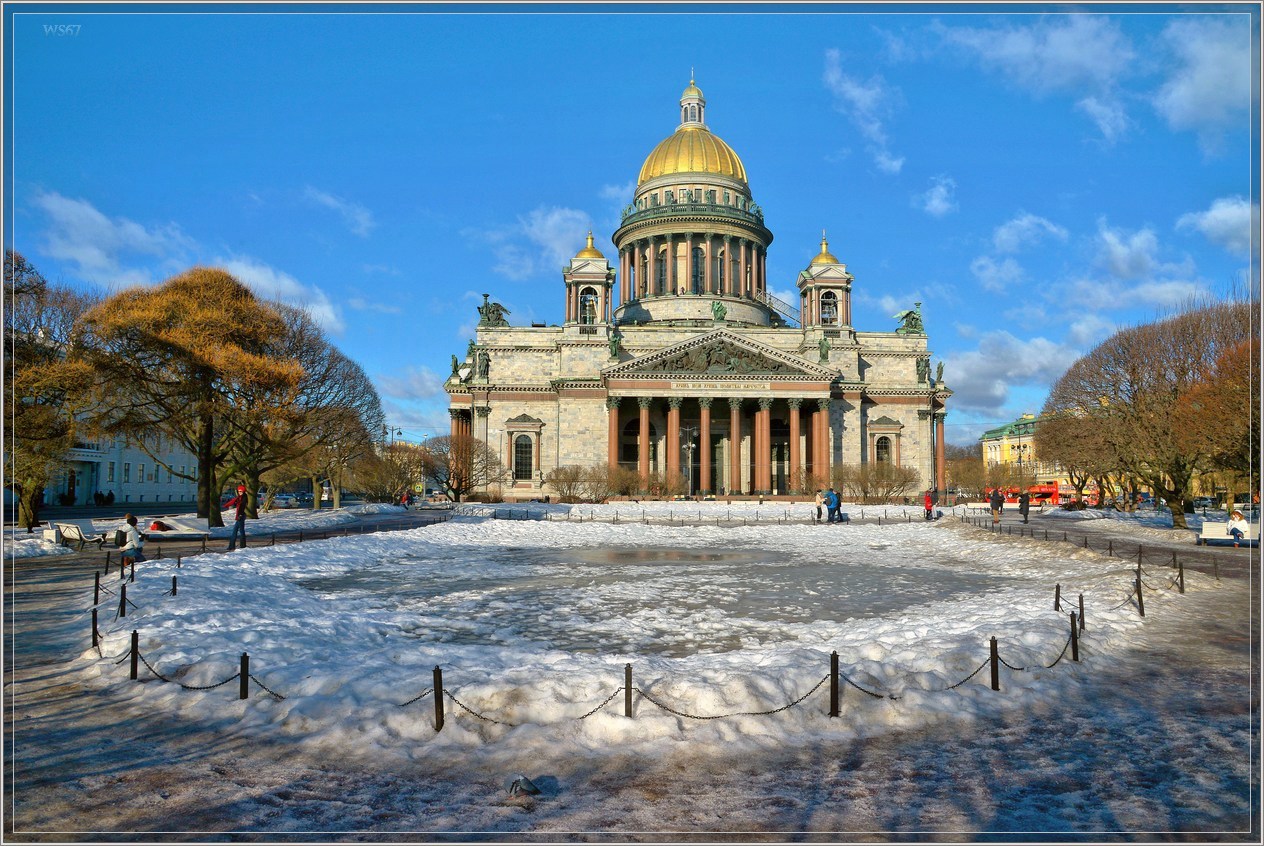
[818,399,832,482]
[699,398,713,493]
[788,398,801,493]
[728,397,742,495]
[935,411,947,492]
[607,398,620,469]
[667,397,681,483]
[703,235,713,295]
[638,397,651,487]
[757,398,772,493]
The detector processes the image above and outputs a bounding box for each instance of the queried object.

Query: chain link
[633,675,830,721]
[396,687,434,707]
[930,658,990,692]
[1044,635,1073,669]
[576,687,624,720]
[249,674,286,700]
[839,670,889,699]
[443,689,515,726]
[998,657,1027,672]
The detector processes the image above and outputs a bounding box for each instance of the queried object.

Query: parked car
[1193,497,1215,508]
[271,493,299,508]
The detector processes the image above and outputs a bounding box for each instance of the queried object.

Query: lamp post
[680,425,698,498]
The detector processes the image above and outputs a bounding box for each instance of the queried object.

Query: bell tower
[563,232,615,327]
[797,232,854,330]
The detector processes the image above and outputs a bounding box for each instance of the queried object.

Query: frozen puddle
[295,545,1020,658]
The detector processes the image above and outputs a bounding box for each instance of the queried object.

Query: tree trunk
[245,468,262,519]
[1165,495,1189,530]
[17,484,41,532]
[310,475,322,511]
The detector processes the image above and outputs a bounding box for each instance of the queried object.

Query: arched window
[820,291,838,325]
[514,435,533,481]
[875,436,892,464]
[579,287,598,324]
[691,247,705,294]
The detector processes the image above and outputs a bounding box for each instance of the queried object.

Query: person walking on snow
[989,488,1004,525]
[924,489,934,521]
[1018,491,1031,524]
[826,488,840,524]
[814,489,825,524]
[227,484,248,551]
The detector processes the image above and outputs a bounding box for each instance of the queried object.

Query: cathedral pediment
[604,329,833,379]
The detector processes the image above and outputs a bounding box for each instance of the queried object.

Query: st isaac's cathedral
[446,79,952,500]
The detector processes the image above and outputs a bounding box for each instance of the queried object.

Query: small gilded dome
[810,234,839,266]
[575,231,605,259]
[681,79,704,100]
[638,127,747,185]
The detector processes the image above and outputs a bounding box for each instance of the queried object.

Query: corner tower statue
[446,78,951,501]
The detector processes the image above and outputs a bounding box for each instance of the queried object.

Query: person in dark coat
[227,484,248,551]
[989,488,1004,524]
[1018,491,1031,524]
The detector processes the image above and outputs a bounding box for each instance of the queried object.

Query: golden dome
[575,231,605,259]
[638,126,747,186]
[810,233,839,266]
[682,79,703,100]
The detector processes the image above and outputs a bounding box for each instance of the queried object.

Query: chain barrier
[633,674,830,721]
[444,689,516,726]
[249,674,286,700]
[998,656,1027,672]
[135,647,242,690]
[576,687,624,720]
[929,659,991,692]
[839,670,890,700]
[396,687,434,707]
[1044,635,1073,669]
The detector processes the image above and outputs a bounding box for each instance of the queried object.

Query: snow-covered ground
[7,502,1257,838]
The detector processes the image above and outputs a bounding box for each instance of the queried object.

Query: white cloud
[1066,313,1117,348]
[938,16,1134,142]
[474,206,597,282]
[216,255,345,334]
[1153,18,1252,150]
[941,330,1080,416]
[823,48,905,174]
[303,186,375,237]
[970,255,1025,292]
[1093,219,1194,281]
[992,213,1069,253]
[600,181,636,204]
[1176,196,1257,258]
[32,191,194,285]
[1066,276,1202,311]
[348,297,402,315]
[915,175,957,217]
[376,365,446,401]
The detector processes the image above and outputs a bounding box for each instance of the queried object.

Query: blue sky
[6,3,1258,446]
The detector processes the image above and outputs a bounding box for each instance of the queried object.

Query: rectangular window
[123,463,131,484]
[107,462,115,483]
[513,434,534,481]
[167,467,173,484]
[137,464,145,485]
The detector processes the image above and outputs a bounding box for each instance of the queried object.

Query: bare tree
[423,434,508,502]
[832,463,920,504]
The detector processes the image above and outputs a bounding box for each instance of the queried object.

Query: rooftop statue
[711,300,727,322]
[893,302,925,335]
[477,293,511,328]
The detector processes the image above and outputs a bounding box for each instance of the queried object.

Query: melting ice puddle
[296,546,1019,658]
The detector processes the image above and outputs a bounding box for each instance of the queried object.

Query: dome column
[666,234,676,295]
[740,239,749,298]
[722,236,732,297]
[703,234,714,295]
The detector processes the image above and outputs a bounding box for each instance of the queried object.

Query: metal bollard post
[240,653,249,700]
[201,536,207,552]
[1108,540,1113,556]
[172,576,178,596]
[177,555,181,569]
[1178,560,1185,594]
[433,666,445,731]
[990,637,1000,691]
[1079,593,1086,631]
[1083,536,1089,549]
[1054,583,1061,611]
[130,630,139,679]
[1171,550,1177,569]
[129,560,135,583]
[94,571,101,606]
[625,663,633,718]
[1135,574,1145,616]
[829,651,840,717]
[119,584,127,618]
[1070,613,1080,662]
[105,551,112,573]
[154,544,161,560]
[299,530,304,542]
[272,533,276,546]
[92,608,98,648]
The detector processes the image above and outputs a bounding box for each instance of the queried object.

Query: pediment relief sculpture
[638,340,803,375]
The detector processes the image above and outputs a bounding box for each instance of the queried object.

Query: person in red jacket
[924,489,934,521]
[227,484,248,551]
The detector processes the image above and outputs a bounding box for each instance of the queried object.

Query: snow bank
[82,516,1191,771]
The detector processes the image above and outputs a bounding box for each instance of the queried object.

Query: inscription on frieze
[672,380,772,393]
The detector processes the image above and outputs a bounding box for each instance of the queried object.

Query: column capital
[449,408,465,419]
[668,396,683,409]
[758,397,773,411]
[475,406,490,418]
[787,397,803,409]
[918,409,932,420]
[728,396,744,411]
[698,396,714,409]
[934,411,947,422]
[817,398,831,412]
[606,396,622,410]
[638,396,653,409]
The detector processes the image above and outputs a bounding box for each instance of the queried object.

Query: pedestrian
[1018,491,1030,524]
[923,489,934,521]
[989,488,1004,524]
[400,491,410,510]
[227,483,248,551]
[814,489,825,524]
[119,513,145,567]
[826,488,840,524]
[1228,509,1250,548]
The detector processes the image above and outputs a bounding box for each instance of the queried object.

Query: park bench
[1197,521,1259,546]
[47,519,109,550]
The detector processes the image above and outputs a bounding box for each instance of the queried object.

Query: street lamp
[680,424,698,498]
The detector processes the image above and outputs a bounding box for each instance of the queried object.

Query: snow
[9,501,1256,837]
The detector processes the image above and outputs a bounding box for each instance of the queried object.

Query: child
[1228,510,1250,548]
[120,513,145,566]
